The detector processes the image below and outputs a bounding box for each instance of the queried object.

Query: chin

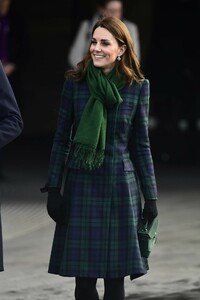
[92,61,104,68]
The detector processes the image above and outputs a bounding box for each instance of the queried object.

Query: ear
[118,44,127,56]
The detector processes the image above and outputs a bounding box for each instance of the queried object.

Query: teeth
[94,55,104,58]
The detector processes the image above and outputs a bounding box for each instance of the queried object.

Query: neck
[102,66,115,75]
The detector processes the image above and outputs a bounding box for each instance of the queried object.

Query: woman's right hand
[47,188,66,225]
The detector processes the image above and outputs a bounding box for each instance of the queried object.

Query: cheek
[109,47,120,58]
[108,51,118,61]
[89,45,93,53]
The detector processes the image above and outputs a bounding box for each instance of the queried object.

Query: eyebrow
[91,38,111,42]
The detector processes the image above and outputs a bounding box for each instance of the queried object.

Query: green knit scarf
[72,60,125,170]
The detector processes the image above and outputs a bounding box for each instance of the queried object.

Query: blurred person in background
[0,61,23,271]
[0,0,29,177]
[0,0,30,109]
[68,0,141,68]
[42,16,157,300]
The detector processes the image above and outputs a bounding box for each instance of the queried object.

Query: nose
[94,42,101,51]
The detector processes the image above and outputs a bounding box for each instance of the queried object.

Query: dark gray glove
[47,187,66,225]
[142,200,158,224]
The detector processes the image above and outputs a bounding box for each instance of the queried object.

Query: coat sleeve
[67,20,90,68]
[0,62,23,149]
[129,79,158,200]
[124,19,141,62]
[43,78,74,190]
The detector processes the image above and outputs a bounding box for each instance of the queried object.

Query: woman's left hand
[142,200,158,224]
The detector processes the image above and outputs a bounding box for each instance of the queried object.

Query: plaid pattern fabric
[46,78,158,279]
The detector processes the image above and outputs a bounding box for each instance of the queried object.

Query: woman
[42,16,158,300]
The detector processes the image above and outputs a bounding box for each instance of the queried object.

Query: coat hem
[48,269,147,280]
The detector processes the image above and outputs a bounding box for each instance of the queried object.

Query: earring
[117,56,121,61]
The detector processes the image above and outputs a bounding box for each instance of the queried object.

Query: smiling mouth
[93,54,105,59]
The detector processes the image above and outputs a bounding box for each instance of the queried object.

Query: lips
[93,54,105,59]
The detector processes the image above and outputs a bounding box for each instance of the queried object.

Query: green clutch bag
[138,217,159,258]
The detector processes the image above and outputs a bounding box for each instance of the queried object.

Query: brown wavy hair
[66,16,144,85]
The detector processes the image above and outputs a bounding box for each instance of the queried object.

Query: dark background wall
[8,0,200,165]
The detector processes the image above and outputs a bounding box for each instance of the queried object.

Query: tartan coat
[45,75,158,279]
[0,62,23,271]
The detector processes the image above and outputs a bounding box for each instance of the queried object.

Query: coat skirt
[46,78,157,279]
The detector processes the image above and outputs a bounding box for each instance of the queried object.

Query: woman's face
[90,26,125,74]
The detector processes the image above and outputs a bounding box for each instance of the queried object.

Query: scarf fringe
[73,143,104,170]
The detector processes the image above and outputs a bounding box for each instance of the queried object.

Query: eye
[91,40,97,45]
[101,41,110,46]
